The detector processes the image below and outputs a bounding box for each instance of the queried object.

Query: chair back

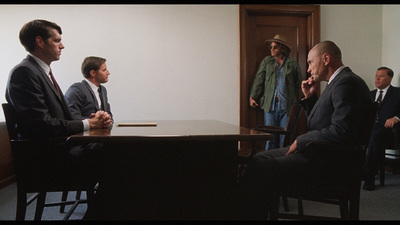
[358,101,379,146]
[282,103,307,147]
[2,103,19,141]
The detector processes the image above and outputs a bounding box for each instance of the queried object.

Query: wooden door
[240,4,320,131]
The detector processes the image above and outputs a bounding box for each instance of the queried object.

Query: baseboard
[0,175,16,189]
[386,149,400,159]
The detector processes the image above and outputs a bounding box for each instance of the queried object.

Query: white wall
[382,5,400,87]
[320,4,382,90]
[0,5,395,123]
[0,5,240,124]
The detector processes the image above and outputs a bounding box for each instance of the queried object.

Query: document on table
[117,122,158,127]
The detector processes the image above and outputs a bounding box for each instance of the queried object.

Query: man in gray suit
[238,41,372,220]
[65,56,113,123]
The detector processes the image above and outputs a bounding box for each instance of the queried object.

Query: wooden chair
[269,101,379,220]
[238,103,308,212]
[379,125,400,186]
[59,190,82,214]
[2,103,94,220]
[254,103,307,213]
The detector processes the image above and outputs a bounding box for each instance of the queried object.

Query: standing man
[239,41,372,220]
[249,34,303,150]
[363,67,400,191]
[65,56,113,122]
[5,19,112,215]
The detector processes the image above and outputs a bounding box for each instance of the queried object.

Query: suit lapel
[28,56,62,101]
[307,67,349,125]
[83,80,101,111]
[27,55,73,119]
[380,85,393,106]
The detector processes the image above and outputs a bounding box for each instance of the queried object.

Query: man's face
[94,63,110,84]
[270,41,283,57]
[306,48,326,82]
[375,69,392,90]
[43,28,64,64]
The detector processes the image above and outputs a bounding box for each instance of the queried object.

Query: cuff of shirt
[83,119,90,131]
[395,116,400,122]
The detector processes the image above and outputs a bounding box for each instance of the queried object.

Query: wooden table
[67,120,271,220]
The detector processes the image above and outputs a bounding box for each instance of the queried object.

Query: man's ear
[322,53,330,66]
[90,70,96,78]
[35,36,44,49]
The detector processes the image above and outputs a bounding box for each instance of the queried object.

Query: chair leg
[34,192,46,220]
[348,198,360,220]
[16,191,27,220]
[380,149,386,186]
[269,196,280,220]
[297,197,304,215]
[75,191,82,200]
[282,196,289,212]
[339,200,349,219]
[60,191,69,213]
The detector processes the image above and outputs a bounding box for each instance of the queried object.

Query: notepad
[117,122,158,127]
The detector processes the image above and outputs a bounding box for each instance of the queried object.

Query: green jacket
[250,56,303,114]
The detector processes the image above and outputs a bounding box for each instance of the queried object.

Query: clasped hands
[89,110,113,129]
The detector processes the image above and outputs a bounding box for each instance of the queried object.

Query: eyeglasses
[269,45,279,50]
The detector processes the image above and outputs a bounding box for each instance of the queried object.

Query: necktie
[49,70,61,96]
[98,86,104,110]
[377,90,383,102]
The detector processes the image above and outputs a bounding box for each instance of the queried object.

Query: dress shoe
[363,179,375,191]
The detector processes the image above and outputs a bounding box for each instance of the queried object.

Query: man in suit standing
[363,67,400,191]
[238,41,372,220]
[65,56,113,122]
[5,19,112,212]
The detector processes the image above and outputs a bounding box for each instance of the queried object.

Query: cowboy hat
[265,34,290,50]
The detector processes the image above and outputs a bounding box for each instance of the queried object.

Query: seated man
[363,66,400,191]
[65,56,113,122]
[5,19,112,211]
[238,40,372,220]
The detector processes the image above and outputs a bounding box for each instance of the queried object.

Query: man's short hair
[377,66,394,78]
[19,20,62,53]
[81,56,107,78]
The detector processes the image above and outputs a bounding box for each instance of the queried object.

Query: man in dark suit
[65,56,113,122]
[238,41,372,220]
[363,67,400,191]
[5,19,112,202]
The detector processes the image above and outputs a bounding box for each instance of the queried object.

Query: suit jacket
[6,55,82,139]
[65,80,113,121]
[372,85,400,127]
[297,67,372,150]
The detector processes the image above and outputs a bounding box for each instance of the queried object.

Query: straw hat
[265,34,290,51]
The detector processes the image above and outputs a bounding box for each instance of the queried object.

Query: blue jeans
[264,109,288,150]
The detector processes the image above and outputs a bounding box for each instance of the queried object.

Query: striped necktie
[49,70,61,96]
[377,90,383,102]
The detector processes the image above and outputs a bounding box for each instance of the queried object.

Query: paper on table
[117,122,158,127]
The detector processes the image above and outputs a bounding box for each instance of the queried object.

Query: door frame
[239,4,320,129]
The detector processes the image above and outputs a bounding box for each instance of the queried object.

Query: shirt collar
[29,53,51,75]
[85,78,100,93]
[328,66,347,85]
[378,85,390,93]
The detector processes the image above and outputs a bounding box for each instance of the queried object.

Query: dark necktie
[98,86,104,110]
[49,70,61,96]
[377,90,383,102]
